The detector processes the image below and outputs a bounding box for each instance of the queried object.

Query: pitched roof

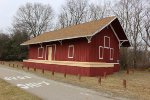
[21,16,130,46]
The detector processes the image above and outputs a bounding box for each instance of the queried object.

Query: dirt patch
[1,61,150,100]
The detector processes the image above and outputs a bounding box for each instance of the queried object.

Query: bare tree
[57,0,112,29]
[57,0,89,28]
[139,2,150,67]
[113,0,145,68]
[112,0,133,37]
[13,3,54,37]
[87,2,111,21]
[141,2,150,47]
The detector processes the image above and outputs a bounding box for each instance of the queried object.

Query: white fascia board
[110,24,120,43]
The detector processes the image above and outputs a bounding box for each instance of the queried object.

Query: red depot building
[21,16,130,76]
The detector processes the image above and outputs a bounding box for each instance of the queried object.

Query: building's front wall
[28,38,90,62]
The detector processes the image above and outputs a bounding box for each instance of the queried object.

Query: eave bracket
[86,36,92,43]
[58,40,62,45]
[39,43,43,47]
[119,40,129,47]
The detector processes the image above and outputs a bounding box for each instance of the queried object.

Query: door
[48,47,52,61]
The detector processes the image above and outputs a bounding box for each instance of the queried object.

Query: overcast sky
[0,0,117,32]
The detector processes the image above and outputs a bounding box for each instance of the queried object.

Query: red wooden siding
[89,26,119,63]
[49,38,90,62]
[28,45,39,59]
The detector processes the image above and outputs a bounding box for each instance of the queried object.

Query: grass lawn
[0,78,41,100]
[1,61,150,100]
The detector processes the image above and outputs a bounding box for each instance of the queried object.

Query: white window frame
[38,47,44,58]
[104,36,110,48]
[110,48,114,60]
[99,46,104,59]
[68,45,74,58]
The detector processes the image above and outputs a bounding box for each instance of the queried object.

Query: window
[68,45,74,58]
[104,36,110,48]
[99,46,104,59]
[110,48,114,60]
[38,47,44,58]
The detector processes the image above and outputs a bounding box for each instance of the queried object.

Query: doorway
[48,47,52,61]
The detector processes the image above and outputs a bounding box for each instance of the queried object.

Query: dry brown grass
[0,78,41,100]
[1,61,150,100]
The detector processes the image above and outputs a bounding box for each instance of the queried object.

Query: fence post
[78,74,81,81]
[42,69,44,74]
[52,71,54,76]
[64,73,67,78]
[27,67,29,70]
[34,68,36,72]
[13,64,14,68]
[22,66,24,69]
[98,76,101,85]
[126,68,129,74]
[123,79,127,88]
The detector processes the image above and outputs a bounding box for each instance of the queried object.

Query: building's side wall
[89,26,120,63]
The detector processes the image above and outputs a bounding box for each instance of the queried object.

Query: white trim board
[110,24,120,43]
[99,46,104,59]
[38,47,44,58]
[104,36,110,48]
[110,48,114,60]
[68,45,74,58]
